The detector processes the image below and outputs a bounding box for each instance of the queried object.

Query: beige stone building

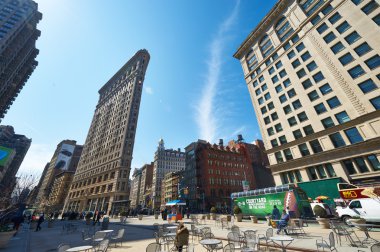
[234,0,380,190]
[129,168,142,209]
[64,50,150,214]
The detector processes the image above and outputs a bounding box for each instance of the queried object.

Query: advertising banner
[0,146,15,166]
[54,143,75,170]
[235,192,286,217]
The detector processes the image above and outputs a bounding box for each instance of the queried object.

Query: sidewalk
[3,215,379,251]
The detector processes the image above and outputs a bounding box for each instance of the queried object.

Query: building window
[279,135,287,144]
[335,111,350,124]
[283,148,293,161]
[336,21,351,34]
[279,94,287,103]
[292,59,301,69]
[276,84,283,93]
[283,79,291,88]
[316,165,327,179]
[373,13,380,26]
[271,139,279,148]
[365,55,380,70]
[345,31,361,45]
[349,65,366,80]
[272,75,279,84]
[275,151,284,163]
[343,160,357,174]
[361,0,379,15]
[260,35,274,58]
[268,102,275,110]
[310,139,323,153]
[358,79,377,93]
[344,127,364,144]
[284,105,292,114]
[264,92,271,100]
[264,116,271,125]
[259,75,265,83]
[262,84,268,91]
[323,32,336,44]
[281,173,289,184]
[258,97,264,105]
[275,123,283,132]
[354,157,369,173]
[308,90,320,101]
[288,116,298,126]
[296,43,306,52]
[325,163,337,177]
[301,52,311,61]
[319,83,332,95]
[297,69,307,78]
[253,80,258,87]
[287,89,296,98]
[288,50,296,59]
[261,106,268,115]
[370,96,380,109]
[313,72,325,83]
[302,79,313,89]
[269,67,275,75]
[308,167,319,180]
[295,170,303,182]
[271,112,278,121]
[299,143,311,156]
[293,129,303,139]
[329,132,346,147]
[298,111,309,122]
[267,127,275,136]
[292,99,302,110]
[367,155,380,171]
[354,43,372,58]
[303,125,315,135]
[275,16,294,42]
[339,53,354,66]
[255,89,262,95]
[351,0,363,5]
[314,103,327,114]
[279,69,287,78]
[317,23,328,34]
[300,0,327,16]
[331,42,345,54]
[327,96,341,109]
[328,12,342,24]
[321,117,335,129]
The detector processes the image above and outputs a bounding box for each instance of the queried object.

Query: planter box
[250,216,258,223]
[235,214,243,222]
[0,231,16,248]
[211,213,216,220]
[154,214,159,220]
[138,215,143,220]
[227,215,231,222]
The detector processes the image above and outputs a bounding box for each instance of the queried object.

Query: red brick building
[184,139,257,213]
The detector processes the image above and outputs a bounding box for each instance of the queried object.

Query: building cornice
[233,0,292,59]
[270,136,380,173]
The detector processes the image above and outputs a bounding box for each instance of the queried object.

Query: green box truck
[231,184,313,218]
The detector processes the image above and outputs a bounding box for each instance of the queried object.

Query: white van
[336,198,380,224]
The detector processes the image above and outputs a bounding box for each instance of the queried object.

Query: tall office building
[234,0,380,194]
[64,50,150,214]
[0,0,42,121]
[35,140,80,205]
[151,139,185,209]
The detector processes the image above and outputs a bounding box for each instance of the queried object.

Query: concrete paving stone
[3,215,379,251]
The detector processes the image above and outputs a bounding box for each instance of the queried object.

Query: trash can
[101,216,109,230]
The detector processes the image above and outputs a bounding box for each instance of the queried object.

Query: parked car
[336,198,380,224]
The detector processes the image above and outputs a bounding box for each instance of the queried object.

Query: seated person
[277,210,290,234]
[175,222,189,252]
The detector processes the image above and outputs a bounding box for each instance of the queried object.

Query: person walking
[35,213,44,232]
[175,222,189,252]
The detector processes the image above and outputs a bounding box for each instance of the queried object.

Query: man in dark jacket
[35,213,44,231]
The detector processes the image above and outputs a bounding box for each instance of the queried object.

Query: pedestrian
[186,208,190,219]
[93,210,98,225]
[35,213,44,232]
[174,222,189,252]
[276,210,290,234]
[271,205,281,220]
[12,215,23,235]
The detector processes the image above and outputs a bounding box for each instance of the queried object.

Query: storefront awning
[165,200,186,206]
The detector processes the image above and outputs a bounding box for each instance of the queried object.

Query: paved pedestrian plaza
[4,215,380,251]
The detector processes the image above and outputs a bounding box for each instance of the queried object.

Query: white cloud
[144,86,153,95]
[16,143,54,178]
[195,0,240,142]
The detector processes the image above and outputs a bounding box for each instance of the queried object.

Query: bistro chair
[316,232,337,252]
[111,228,125,247]
[227,232,243,249]
[146,243,160,252]
[257,228,273,250]
[223,243,235,252]
[96,239,109,252]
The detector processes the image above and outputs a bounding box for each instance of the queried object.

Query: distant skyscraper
[0,125,31,198]
[64,50,150,214]
[0,0,42,121]
[151,139,185,209]
[234,0,380,195]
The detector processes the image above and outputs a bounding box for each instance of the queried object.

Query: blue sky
[2,0,277,177]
